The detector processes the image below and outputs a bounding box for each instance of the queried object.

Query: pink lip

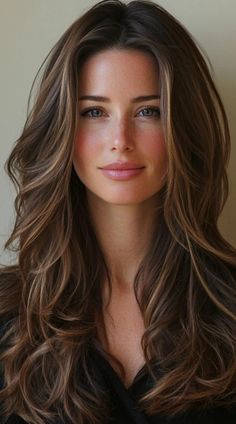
[100,161,144,170]
[100,168,144,180]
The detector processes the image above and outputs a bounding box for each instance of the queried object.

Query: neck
[87,191,159,292]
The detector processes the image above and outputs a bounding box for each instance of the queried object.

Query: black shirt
[2,346,236,424]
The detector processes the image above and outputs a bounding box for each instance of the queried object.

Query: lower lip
[100,168,145,180]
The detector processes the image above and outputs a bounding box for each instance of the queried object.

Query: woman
[1,0,236,423]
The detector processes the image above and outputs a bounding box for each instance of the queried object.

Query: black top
[2,347,236,424]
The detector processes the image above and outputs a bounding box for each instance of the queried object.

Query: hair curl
[1,0,236,423]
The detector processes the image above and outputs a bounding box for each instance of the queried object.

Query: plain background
[0,0,236,264]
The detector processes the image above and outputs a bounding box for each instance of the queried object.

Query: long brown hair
[1,0,236,423]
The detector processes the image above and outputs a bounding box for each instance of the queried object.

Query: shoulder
[0,317,21,423]
[195,404,236,423]
[0,265,21,322]
[0,315,17,340]
[0,316,17,387]
[4,415,28,424]
[163,404,236,423]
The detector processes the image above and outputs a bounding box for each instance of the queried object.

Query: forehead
[77,49,160,95]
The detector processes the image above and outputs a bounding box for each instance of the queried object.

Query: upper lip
[100,161,145,170]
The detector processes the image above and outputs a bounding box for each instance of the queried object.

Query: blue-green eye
[80,106,161,119]
[80,108,103,118]
[138,107,160,117]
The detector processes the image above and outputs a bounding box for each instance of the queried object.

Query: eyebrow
[78,95,160,103]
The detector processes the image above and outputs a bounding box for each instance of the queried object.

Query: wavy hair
[1,0,236,423]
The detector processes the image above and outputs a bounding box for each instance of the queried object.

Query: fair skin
[73,48,168,386]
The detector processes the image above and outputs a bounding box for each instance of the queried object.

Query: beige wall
[0,0,236,263]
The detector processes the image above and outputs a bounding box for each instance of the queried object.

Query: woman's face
[73,48,168,206]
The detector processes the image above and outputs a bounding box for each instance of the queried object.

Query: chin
[96,194,157,206]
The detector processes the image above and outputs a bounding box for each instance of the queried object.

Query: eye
[138,107,160,118]
[80,108,104,119]
[79,106,161,119]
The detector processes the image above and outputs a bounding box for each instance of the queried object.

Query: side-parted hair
[1,1,236,423]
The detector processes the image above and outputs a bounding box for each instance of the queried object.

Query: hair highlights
[1,1,236,423]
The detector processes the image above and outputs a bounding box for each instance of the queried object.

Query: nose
[110,117,134,152]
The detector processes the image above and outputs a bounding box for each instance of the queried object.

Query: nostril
[111,144,133,152]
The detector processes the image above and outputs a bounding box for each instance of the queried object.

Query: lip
[100,161,144,170]
[100,167,144,181]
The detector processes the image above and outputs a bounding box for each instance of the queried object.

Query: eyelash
[80,106,161,119]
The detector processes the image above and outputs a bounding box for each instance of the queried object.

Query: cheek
[144,131,168,167]
[73,131,100,167]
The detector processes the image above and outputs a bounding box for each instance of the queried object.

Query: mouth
[101,167,144,171]
[99,167,145,180]
[100,162,145,171]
